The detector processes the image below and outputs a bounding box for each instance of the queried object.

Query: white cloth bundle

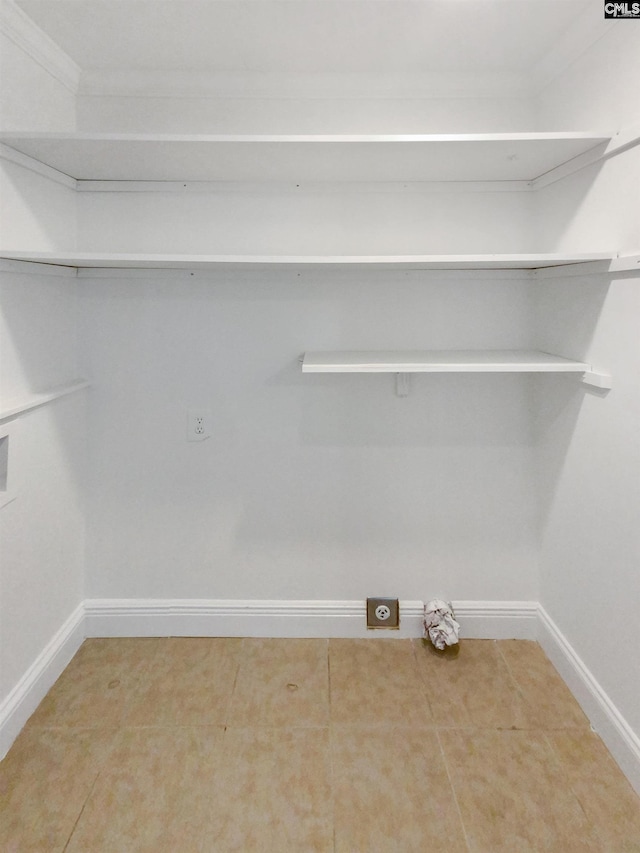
[423,599,460,650]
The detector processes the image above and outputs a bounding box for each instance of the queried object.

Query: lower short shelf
[301,350,589,373]
[301,350,612,390]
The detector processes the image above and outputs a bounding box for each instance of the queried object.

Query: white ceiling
[15,0,593,75]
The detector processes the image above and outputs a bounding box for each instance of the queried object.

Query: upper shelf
[0,251,616,272]
[0,132,611,183]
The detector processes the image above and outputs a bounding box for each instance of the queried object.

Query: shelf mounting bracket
[395,373,411,397]
[582,370,612,390]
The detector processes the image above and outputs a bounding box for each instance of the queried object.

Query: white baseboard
[538,604,640,796]
[84,598,426,638]
[454,600,538,639]
[83,598,538,640]
[0,602,85,759]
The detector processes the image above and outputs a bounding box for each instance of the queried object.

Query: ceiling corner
[529,4,614,96]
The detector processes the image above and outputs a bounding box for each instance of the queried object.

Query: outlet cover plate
[187,410,211,442]
[366,597,399,629]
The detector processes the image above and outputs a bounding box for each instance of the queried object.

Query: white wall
[535,24,640,131]
[77,86,534,134]
[0,160,77,251]
[75,78,537,613]
[75,85,538,609]
[533,151,640,257]
[0,264,86,743]
[0,7,83,754]
[534,26,640,747]
[534,272,640,733]
[78,187,534,256]
[79,271,539,604]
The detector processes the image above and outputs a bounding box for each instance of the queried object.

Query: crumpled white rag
[423,599,460,650]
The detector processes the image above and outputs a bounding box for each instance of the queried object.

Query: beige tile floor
[2,638,640,852]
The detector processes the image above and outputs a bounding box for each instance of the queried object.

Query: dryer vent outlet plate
[366,598,399,629]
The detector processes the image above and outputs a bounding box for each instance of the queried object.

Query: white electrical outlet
[187,410,211,441]
[375,604,391,621]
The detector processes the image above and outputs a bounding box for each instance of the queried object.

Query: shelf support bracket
[395,373,411,397]
[582,370,612,391]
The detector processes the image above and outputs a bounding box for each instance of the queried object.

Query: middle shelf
[0,251,616,272]
[301,350,590,374]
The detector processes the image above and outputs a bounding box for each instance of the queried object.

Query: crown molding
[0,0,80,94]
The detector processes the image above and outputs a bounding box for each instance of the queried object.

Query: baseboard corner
[0,602,85,759]
[537,604,640,796]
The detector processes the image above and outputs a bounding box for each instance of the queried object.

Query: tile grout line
[327,639,337,852]
[435,728,473,853]
[492,637,541,727]
[539,728,602,843]
[61,764,103,852]
[409,638,439,723]
[495,639,532,710]
[116,636,169,728]
[497,639,591,731]
[221,639,244,727]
